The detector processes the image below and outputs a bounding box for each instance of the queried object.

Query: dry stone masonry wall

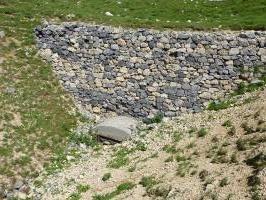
[35,22,266,117]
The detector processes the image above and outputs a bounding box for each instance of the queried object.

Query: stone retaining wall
[35,22,266,117]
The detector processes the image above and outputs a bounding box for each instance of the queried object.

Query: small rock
[19,184,30,194]
[39,49,53,61]
[251,79,263,84]
[143,69,150,76]
[0,57,4,64]
[111,44,119,50]
[178,33,190,39]
[0,186,6,198]
[6,192,14,199]
[66,155,75,161]
[258,48,266,62]
[138,35,146,42]
[239,32,256,39]
[116,38,126,46]
[68,47,76,52]
[14,180,24,190]
[4,87,16,94]
[199,92,211,99]
[17,192,27,199]
[0,31,5,39]
[116,76,125,81]
[105,12,113,16]
[93,107,101,113]
[229,48,239,55]
[160,37,169,43]
[120,67,128,73]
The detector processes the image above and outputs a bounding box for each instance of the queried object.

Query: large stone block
[94,116,138,141]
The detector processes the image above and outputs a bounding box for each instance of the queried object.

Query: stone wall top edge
[39,21,266,36]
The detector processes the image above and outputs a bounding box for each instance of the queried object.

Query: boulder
[94,116,138,141]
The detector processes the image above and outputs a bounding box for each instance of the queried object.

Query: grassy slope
[0,0,265,187]
[1,0,266,30]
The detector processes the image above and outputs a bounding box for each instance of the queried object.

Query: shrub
[143,112,164,124]
[199,169,209,181]
[227,126,236,136]
[208,100,233,111]
[93,182,134,200]
[69,132,98,148]
[222,120,232,127]
[197,128,208,137]
[139,176,158,189]
[102,173,111,181]
[219,177,229,187]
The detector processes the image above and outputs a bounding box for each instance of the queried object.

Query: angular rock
[14,180,24,190]
[94,116,138,141]
[229,48,239,55]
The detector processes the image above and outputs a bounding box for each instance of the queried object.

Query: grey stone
[239,32,256,39]
[111,44,119,50]
[178,33,190,39]
[4,87,16,94]
[160,37,169,43]
[14,180,24,190]
[229,48,239,55]
[0,31,5,39]
[94,116,138,141]
[251,79,263,84]
[138,35,146,42]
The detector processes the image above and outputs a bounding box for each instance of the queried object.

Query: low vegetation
[102,173,111,182]
[143,112,164,124]
[93,182,135,200]
[197,128,208,137]
[108,147,132,169]
[68,184,90,200]
[208,76,266,111]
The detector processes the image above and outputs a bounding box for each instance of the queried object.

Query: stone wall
[35,22,266,117]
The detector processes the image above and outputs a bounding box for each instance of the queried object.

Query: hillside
[0,0,266,200]
[28,88,266,200]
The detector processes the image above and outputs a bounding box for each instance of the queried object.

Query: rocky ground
[26,88,266,200]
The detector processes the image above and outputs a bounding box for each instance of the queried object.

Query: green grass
[222,120,233,127]
[143,112,164,124]
[245,153,266,171]
[0,10,79,185]
[163,144,178,154]
[208,99,235,111]
[1,0,266,31]
[69,131,99,148]
[208,76,266,111]
[139,176,171,198]
[107,147,132,168]
[176,160,195,177]
[139,176,158,189]
[93,182,135,200]
[245,153,265,200]
[68,184,90,200]
[173,132,182,143]
[197,128,208,137]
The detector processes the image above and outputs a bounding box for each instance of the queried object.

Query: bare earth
[33,89,266,200]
